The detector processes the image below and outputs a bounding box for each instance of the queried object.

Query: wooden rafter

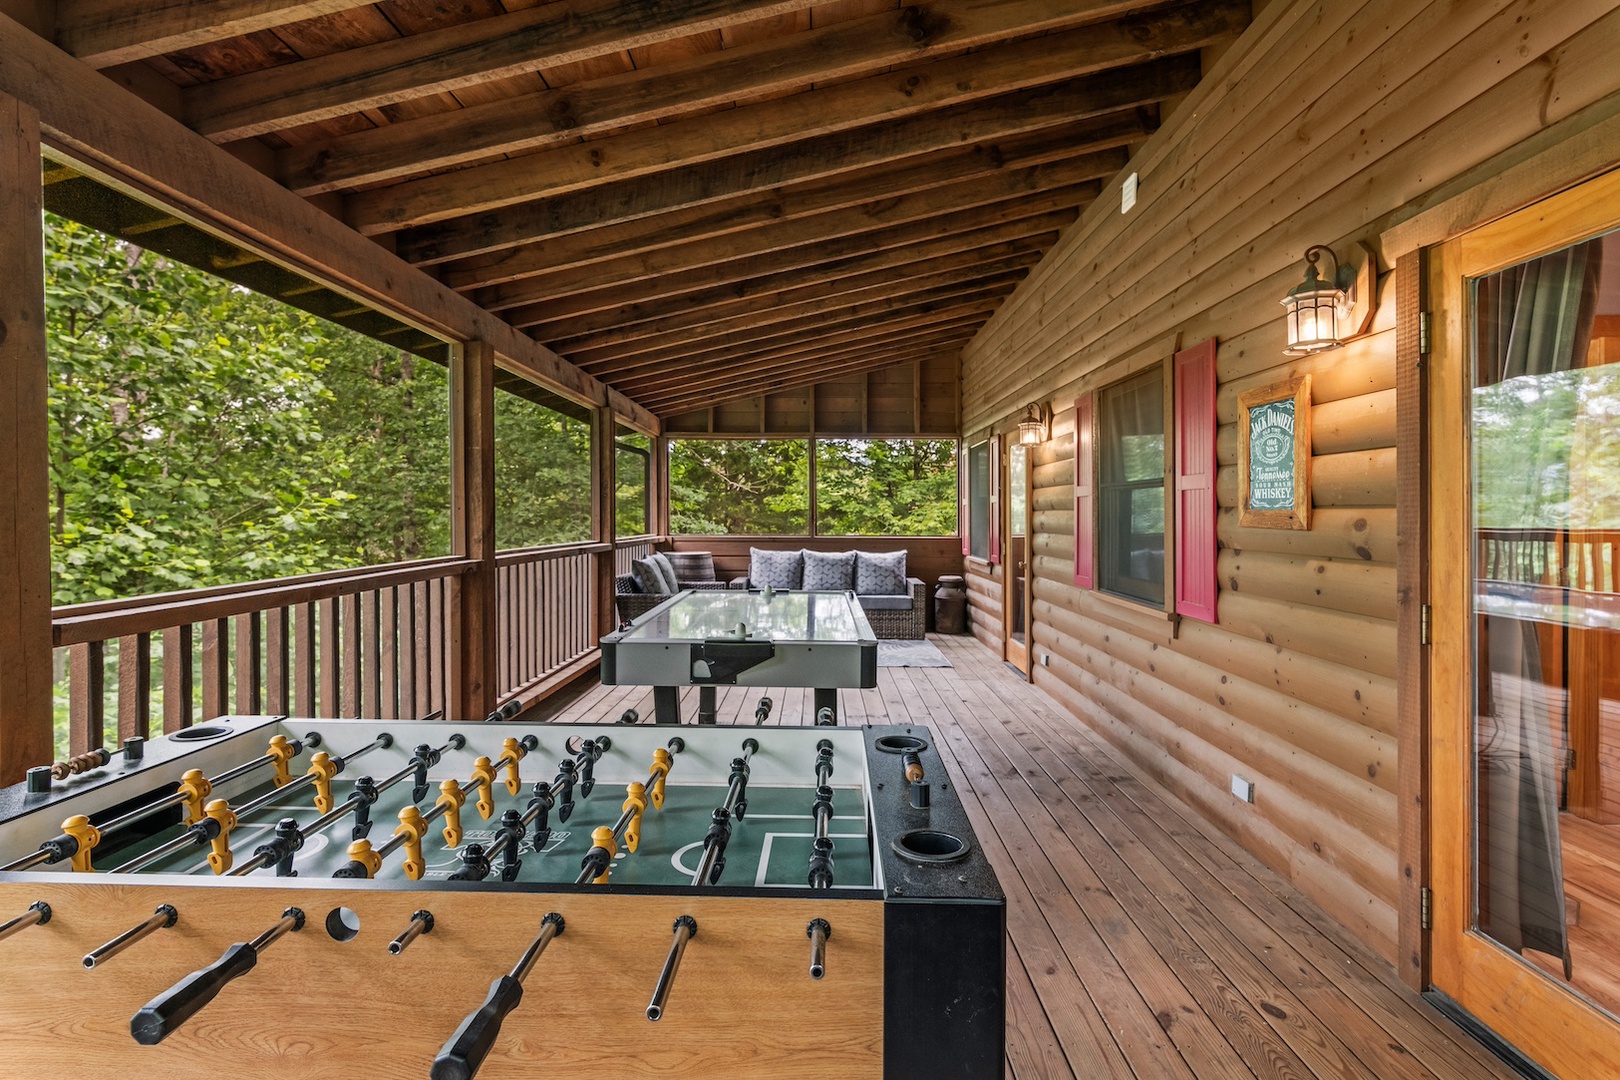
[342,6,1239,233]
[276,0,1188,196]
[185,0,826,141]
[58,1,377,68]
[505,202,1084,330]
[437,120,1139,289]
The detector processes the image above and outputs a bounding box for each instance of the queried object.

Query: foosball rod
[0,732,322,874]
[753,696,773,726]
[574,738,683,885]
[646,915,697,1022]
[130,908,304,1045]
[808,739,835,890]
[83,905,178,969]
[388,910,434,956]
[0,901,50,945]
[688,738,758,887]
[231,732,392,819]
[430,913,564,1080]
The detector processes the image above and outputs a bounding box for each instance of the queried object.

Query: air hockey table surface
[599,589,878,724]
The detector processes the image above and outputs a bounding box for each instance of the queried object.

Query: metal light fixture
[1017,402,1049,446]
[1281,245,1352,355]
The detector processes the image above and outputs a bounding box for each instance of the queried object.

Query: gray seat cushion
[646,551,680,593]
[858,594,914,611]
[801,549,856,591]
[854,550,908,595]
[750,547,803,589]
[629,557,665,595]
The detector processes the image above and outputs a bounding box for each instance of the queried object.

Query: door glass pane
[1470,227,1620,1014]
[1009,444,1028,538]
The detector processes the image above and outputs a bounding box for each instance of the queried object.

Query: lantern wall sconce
[1280,240,1377,355]
[1017,402,1051,446]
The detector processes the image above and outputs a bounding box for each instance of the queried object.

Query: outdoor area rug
[876,640,952,668]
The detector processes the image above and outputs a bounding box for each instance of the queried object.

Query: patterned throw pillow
[630,558,664,595]
[646,552,680,593]
[749,547,803,589]
[801,549,856,591]
[854,550,908,595]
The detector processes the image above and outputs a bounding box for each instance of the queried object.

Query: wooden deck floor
[548,634,1519,1080]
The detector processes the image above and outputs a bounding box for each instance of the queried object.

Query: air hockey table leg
[814,687,838,725]
[654,686,681,725]
[696,686,717,725]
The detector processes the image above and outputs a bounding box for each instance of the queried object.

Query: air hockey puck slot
[170,725,233,742]
[873,734,929,755]
[891,829,971,865]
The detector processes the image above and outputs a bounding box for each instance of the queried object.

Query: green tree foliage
[493,391,592,549]
[816,439,958,536]
[616,433,651,537]
[669,440,809,534]
[46,214,452,605]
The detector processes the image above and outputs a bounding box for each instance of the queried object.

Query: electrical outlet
[1040,653,1050,667]
[1230,775,1255,803]
[1121,172,1138,213]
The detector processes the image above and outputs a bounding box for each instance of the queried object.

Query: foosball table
[0,712,1004,1079]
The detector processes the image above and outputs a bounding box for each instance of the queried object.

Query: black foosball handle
[131,941,256,1045]
[431,975,525,1080]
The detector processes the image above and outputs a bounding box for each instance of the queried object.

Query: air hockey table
[600,589,879,724]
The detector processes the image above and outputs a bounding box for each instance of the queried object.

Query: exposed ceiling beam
[570,270,1031,372]
[437,118,1139,288]
[655,346,971,416]
[184,0,824,142]
[468,150,1122,308]
[343,6,1238,233]
[58,1,377,68]
[393,74,1174,264]
[644,330,980,413]
[613,301,1005,398]
[505,200,1084,329]
[556,244,1049,357]
[278,0,1182,195]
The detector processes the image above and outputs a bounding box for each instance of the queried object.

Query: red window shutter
[1073,395,1094,589]
[1174,338,1219,624]
[988,438,1002,565]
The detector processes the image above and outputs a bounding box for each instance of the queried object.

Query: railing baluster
[162,625,193,734]
[398,585,417,719]
[293,603,317,717]
[117,632,151,744]
[201,618,229,721]
[413,580,431,717]
[319,597,339,719]
[362,589,381,719]
[341,591,362,718]
[380,586,399,720]
[429,577,445,718]
[233,611,262,715]
[69,641,106,756]
[265,606,290,715]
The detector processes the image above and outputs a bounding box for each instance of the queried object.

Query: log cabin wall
[958,0,1620,965]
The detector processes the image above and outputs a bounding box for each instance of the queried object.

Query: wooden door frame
[1420,166,1620,1076]
[1002,433,1032,675]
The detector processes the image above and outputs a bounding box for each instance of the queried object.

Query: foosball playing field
[0,714,1003,1080]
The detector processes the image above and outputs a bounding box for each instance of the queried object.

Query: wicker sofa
[614,550,727,623]
[727,550,927,640]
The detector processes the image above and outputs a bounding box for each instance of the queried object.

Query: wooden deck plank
[546,634,1513,1079]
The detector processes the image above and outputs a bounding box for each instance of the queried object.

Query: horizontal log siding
[959,0,1620,964]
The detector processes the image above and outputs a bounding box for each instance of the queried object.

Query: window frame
[965,438,993,563]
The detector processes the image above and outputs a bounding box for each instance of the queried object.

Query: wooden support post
[652,433,670,538]
[451,341,497,721]
[1395,249,1431,991]
[0,93,51,783]
[591,406,617,637]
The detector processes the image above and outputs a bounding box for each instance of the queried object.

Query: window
[967,440,991,561]
[1073,339,1217,619]
[669,439,809,534]
[616,429,651,537]
[816,439,958,536]
[1097,368,1166,605]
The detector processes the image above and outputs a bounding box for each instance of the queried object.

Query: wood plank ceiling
[57,0,1248,419]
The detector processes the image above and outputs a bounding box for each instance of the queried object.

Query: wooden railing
[51,558,475,757]
[493,542,606,704]
[614,536,659,576]
[1478,528,1620,593]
